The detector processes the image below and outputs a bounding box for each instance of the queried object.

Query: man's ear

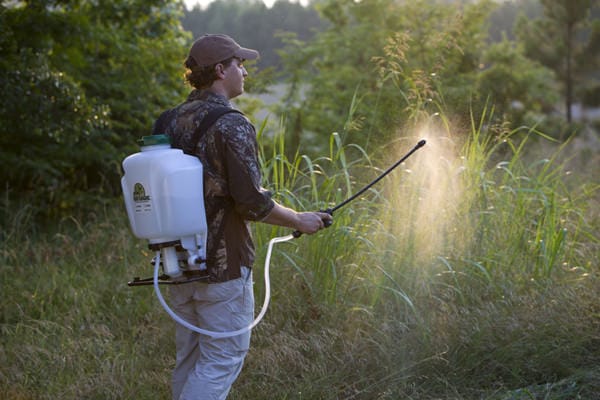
[214,63,226,79]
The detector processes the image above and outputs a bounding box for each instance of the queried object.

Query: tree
[0,0,189,215]
[277,0,495,153]
[487,0,542,42]
[476,37,559,125]
[515,0,600,122]
[180,0,326,70]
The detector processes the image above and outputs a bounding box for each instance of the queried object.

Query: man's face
[221,58,247,99]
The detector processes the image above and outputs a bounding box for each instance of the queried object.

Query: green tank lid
[138,134,171,146]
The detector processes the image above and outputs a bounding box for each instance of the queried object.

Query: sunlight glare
[377,123,470,266]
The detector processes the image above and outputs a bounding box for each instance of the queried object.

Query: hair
[184,56,235,90]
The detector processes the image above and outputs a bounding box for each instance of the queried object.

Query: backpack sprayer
[121,136,425,338]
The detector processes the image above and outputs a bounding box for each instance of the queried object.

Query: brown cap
[188,34,259,67]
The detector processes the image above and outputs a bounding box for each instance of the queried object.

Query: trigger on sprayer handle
[322,207,334,227]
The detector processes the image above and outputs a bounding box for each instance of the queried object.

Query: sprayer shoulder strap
[190,107,243,154]
[193,107,243,279]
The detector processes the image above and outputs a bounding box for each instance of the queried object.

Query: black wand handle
[329,139,426,214]
[292,208,333,238]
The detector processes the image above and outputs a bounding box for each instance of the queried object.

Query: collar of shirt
[187,89,231,108]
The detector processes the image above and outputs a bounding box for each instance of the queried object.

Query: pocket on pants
[228,267,254,326]
[191,268,254,333]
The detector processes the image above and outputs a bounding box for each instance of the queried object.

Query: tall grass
[249,108,599,398]
[0,201,175,399]
[1,108,599,399]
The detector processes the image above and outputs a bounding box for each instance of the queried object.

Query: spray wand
[293,139,426,238]
[129,139,426,338]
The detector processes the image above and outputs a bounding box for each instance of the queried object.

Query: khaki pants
[169,267,254,400]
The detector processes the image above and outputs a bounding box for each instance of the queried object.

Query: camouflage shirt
[155,89,275,282]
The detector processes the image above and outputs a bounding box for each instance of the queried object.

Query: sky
[184,0,281,9]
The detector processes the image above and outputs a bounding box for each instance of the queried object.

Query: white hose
[153,234,295,338]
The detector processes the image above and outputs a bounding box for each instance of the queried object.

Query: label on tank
[133,182,152,213]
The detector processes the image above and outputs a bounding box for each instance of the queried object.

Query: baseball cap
[188,34,260,67]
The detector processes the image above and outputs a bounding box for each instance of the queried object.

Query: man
[154,34,331,400]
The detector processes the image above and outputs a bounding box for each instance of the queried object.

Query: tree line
[1,0,598,220]
[181,0,327,69]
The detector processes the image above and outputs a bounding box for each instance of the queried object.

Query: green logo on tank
[133,183,151,202]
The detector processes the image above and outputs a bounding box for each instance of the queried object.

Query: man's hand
[294,211,333,235]
[262,203,333,236]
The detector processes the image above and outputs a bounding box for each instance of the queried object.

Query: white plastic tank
[121,135,207,245]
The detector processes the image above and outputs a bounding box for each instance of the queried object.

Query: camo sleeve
[216,113,275,221]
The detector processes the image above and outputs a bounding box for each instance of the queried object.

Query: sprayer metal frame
[128,275,209,286]
[128,241,209,286]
